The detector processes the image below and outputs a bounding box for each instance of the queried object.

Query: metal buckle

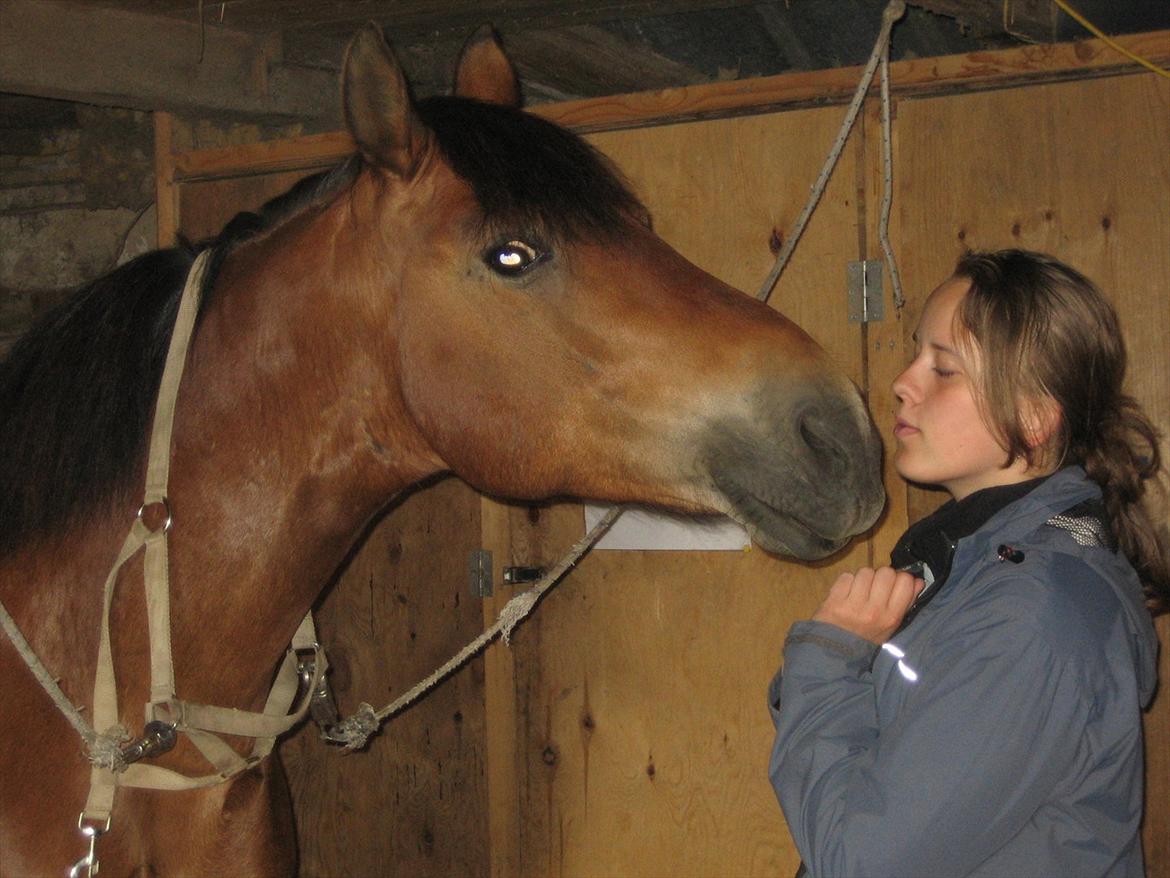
[296,648,342,739]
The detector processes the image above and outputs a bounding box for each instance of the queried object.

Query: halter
[0,250,328,878]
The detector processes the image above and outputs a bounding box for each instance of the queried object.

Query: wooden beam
[118,0,760,41]
[509,25,710,99]
[0,0,337,121]
[909,0,1059,42]
[542,28,1170,131]
[164,27,1170,181]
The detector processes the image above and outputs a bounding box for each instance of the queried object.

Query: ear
[342,23,430,178]
[454,25,521,107]
[1022,395,1063,450]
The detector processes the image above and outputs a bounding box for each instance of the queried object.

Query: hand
[811,566,925,644]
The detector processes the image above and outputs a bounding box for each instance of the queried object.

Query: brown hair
[952,249,1169,614]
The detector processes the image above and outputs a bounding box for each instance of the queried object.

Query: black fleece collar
[890,475,1049,632]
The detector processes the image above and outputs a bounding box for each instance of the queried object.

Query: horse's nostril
[799,415,849,475]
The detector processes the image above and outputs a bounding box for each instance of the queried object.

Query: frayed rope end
[86,726,131,772]
[327,703,379,751]
[499,590,539,645]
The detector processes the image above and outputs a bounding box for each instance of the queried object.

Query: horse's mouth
[721,483,849,561]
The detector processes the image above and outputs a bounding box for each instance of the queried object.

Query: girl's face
[892,277,1035,500]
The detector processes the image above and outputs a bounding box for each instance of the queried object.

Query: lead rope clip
[69,814,110,878]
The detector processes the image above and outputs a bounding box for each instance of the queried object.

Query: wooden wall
[164,31,1170,878]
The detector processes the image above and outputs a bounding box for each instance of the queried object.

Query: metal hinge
[468,549,492,598]
[847,260,884,324]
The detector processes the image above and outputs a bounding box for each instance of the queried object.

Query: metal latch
[847,260,884,324]
[469,549,492,598]
[503,566,545,585]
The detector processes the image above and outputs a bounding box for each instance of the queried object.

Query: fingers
[811,566,926,644]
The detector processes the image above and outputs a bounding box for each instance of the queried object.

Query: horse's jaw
[698,404,886,561]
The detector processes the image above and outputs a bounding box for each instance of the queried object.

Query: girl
[769,249,1168,876]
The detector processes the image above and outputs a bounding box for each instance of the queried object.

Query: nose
[891,362,917,405]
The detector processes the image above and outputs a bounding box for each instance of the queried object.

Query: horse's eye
[485,240,546,277]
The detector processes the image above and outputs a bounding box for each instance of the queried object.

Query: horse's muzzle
[699,390,885,560]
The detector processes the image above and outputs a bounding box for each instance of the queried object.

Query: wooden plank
[858,97,909,566]
[540,29,1170,132]
[0,0,336,119]
[892,72,1170,873]
[175,171,319,242]
[480,496,524,878]
[499,103,877,876]
[282,478,492,878]
[165,28,1170,185]
[173,132,356,182]
[92,0,760,37]
[153,112,179,248]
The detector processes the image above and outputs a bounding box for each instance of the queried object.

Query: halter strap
[80,250,326,823]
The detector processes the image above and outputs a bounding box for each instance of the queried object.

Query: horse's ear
[342,24,430,178]
[454,25,521,107]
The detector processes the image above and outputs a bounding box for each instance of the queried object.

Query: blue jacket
[768,467,1159,877]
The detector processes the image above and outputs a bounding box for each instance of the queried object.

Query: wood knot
[769,227,784,255]
[542,745,558,766]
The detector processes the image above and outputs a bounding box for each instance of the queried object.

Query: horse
[0,24,884,877]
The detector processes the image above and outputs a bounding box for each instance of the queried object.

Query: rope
[877,37,906,312]
[0,599,137,770]
[0,599,95,742]
[756,0,907,304]
[329,507,623,750]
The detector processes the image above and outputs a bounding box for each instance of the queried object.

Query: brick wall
[0,96,155,357]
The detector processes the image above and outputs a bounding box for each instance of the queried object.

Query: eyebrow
[910,332,960,356]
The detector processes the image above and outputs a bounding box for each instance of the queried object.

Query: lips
[893,417,919,439]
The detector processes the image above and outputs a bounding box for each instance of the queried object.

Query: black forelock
[417,96,644,242]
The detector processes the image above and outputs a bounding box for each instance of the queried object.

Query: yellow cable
[1050,0,1170,79]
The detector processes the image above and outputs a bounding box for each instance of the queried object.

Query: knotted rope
[326,507,623,750]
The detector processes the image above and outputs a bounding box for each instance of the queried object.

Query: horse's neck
[133,218,441,711]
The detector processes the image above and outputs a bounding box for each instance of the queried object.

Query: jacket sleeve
[768,583,1088,878]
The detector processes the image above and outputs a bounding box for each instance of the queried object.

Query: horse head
[337,25,884,558]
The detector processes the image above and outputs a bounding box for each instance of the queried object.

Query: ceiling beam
[908,0,1059,42]
[509,25,711,100]
[0,0,339,121]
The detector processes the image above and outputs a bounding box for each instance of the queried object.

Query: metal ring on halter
[136,497,173,535]
[77,813,111,837]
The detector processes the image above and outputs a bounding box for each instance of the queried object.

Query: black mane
[0,160,359,551]
[418,96,644,241]
[0,98,641,551]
